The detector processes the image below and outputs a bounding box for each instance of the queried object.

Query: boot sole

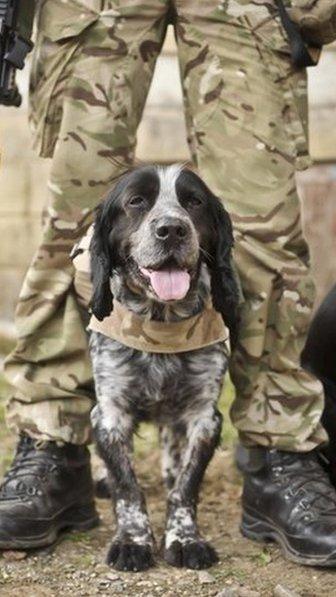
[0,502,100,550]
[241,509,336,568]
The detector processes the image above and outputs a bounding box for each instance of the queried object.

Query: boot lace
[0,435,61,500]
[270,449,336,519]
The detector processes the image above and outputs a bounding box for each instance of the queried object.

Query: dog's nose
[155,219,189,243]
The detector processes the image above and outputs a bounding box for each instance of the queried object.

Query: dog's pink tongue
[142,269,190,300]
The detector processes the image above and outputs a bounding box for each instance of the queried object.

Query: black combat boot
[0,434,99,549]
[238,446,336,567]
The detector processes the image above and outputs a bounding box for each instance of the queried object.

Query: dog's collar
[88,299,229,354]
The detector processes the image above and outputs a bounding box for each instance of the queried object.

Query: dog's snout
[155,218,190,243]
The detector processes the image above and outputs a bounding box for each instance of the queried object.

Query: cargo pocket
[239,10,312,170]
[29,2,99,157]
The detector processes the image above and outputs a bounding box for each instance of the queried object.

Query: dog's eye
[185,196,202,208]
[128,195,146,208]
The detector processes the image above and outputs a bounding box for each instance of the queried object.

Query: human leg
[175,0,336,566]
[175,0,325,451]
[0,0,170,549]
[4,0,169,444]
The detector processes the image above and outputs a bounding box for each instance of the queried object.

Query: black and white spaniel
[88,164,240,571]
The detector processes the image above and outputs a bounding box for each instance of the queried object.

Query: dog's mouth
[138,257,191,301]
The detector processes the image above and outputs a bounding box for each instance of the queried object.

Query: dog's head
[90,164,240,343]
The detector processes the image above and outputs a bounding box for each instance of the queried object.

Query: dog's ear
[89,200,116,321]
[206,196,240,349]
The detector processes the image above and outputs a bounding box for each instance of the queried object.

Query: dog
[88,164,240,571]
[301,284,336,483]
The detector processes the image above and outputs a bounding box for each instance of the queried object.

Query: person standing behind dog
[2,0,336,567]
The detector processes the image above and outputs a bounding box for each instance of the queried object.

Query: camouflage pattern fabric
[88,302,229,354]
[4,0,326,449]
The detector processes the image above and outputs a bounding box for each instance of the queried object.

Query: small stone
[198,570,215,584]
[111,582,124,593]
[105,572,121,582]
[273,585,300,597]
[98,580,110,588]
[176,580,187,587]
[239,590,260,597]
[95,563,109,573]
[2,550,27,561]
[216,588,240,597]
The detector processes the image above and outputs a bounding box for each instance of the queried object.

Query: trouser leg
[4,3,169,444]
[175,0,326,450]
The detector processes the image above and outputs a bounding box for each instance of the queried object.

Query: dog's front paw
[106,540,154,572]
[164,539,218,569]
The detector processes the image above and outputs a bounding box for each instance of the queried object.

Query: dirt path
[0,442,335,597]
[0,375,335,597]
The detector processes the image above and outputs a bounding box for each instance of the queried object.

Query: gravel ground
[1,377,336,596]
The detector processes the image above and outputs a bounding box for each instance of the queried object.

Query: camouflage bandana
[88,300,229,354]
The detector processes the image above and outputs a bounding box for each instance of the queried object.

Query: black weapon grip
[275,0,319,68]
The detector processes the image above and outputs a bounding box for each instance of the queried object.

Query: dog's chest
[90,332,228,421]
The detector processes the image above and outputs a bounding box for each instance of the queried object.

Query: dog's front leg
[91,406,154,571]
[160,424,185,490]
[163,406,222,569]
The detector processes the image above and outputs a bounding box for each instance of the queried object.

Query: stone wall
[0,29,336,337]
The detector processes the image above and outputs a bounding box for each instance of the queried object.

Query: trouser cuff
[6,397,93,445]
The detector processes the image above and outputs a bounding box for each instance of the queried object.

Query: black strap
[275,0,317,67]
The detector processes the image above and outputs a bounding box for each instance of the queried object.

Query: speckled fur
[89,291,227,570]
[89,165,238,571]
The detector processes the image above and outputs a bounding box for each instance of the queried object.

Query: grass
[219,377,237,446]
[213,566,247,583]
[64,531,94,544]
[0,374,9,425]
[0,370,15,474]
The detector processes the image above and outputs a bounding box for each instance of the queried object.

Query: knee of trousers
[232,226,313,292]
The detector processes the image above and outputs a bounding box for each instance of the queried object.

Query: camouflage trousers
[4,0,326,449]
